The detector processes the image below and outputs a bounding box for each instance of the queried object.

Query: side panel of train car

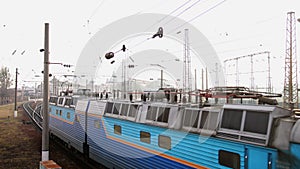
[86,101,283,169]
[49,98,300,169]
[49,97,86,153]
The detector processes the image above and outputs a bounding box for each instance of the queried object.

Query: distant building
[0,88,26,105]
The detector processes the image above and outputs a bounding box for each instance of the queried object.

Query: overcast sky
[0,0,300,92]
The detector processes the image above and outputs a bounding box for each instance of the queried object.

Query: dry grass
[0,102,94,169]
[0,104,15,118]
[0,108,41,169]
[0,103,25,119]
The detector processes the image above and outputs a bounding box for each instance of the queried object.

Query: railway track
[23,101,43,130]
[22,101,105,169]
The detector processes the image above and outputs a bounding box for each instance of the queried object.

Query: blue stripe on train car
[102,117,244,169]
[86,115,284,169]
[49,105,85,149]
[290,143,300,168]
[103,117,280,169]
[49,105,280,169]
[50,106,75,122]
[87,115,197,169]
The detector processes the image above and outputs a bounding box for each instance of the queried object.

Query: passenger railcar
[49,96,300,169]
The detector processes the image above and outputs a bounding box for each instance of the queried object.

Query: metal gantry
[283,12,298,109]
[224,51,271,91]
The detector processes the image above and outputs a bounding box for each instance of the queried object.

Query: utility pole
[14,68,18,118]
[42,23,50,161]
[236,58,239,86]
[250,56,254,90]
[202,69,204,90]
[53,76,55,95]
[267,52,271,92]
[206,67,208,90]
[194,69,197,90]
[195,69,198,103]
[122,59,126,99]
[215,63,219,86]
[161,70,163,89]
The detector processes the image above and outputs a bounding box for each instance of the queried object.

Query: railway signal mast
[283,12,298,109]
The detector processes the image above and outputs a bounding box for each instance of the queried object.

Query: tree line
[0,67,13,104]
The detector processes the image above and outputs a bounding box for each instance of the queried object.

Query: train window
[71,98,77,107]
[128,104,138,117]
[218,150,240,169]
[54,97,58,104]
[56,110,59,115]
[70,99,74,106]
[120,104,129,116]
[183,109,192,126]
[75,114,80,122]
[158,135,171,150]
[65,99,72,106]
[221,109,243,130]
[113,103,121,115]
[192,110,199,128]
[183,109,199,128]
[94,120,100,128]
[114,125,122,135]
[140,131,151,144]
[59,110,62,116]
[200,111,219,130]
[49,97,55,103]
[105,102,114,114]
[146,106,158,121]
[67,112,70,119]
[244,111,269,134]
[157,107,170,123]
[200,111,209,128]
[58,98,64,105]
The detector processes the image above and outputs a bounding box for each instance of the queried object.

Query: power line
[128,0,227,52]
[88,0,106,20]
[85,0,106,35]
[124,0,194,48]
[143,0,193,32]
[163,0,203,25]
[168,0,227,34]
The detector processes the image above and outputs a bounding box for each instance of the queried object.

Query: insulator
[105,52,114,59]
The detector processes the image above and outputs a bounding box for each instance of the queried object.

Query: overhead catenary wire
[88,0,106,20]
[125,0,228,54]
[162,0,203,25]
[125,0,205,51]
[85,0,106,35]
[143,0,193,32]
[101,0,228,70]
[101,0,280,64]
[125,0,194,49]
[167,0,227,34]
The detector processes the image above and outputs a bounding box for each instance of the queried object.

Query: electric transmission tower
[283,12,298,109]
[183,29,192,102]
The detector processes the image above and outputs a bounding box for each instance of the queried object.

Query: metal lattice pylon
[283,12,298,109]
[183,29,192,96]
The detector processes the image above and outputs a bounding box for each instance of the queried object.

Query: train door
[245,147,274,169]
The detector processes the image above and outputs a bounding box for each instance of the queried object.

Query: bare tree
[0,67,13,103]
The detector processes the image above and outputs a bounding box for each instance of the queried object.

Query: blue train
[49,93,300,169]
